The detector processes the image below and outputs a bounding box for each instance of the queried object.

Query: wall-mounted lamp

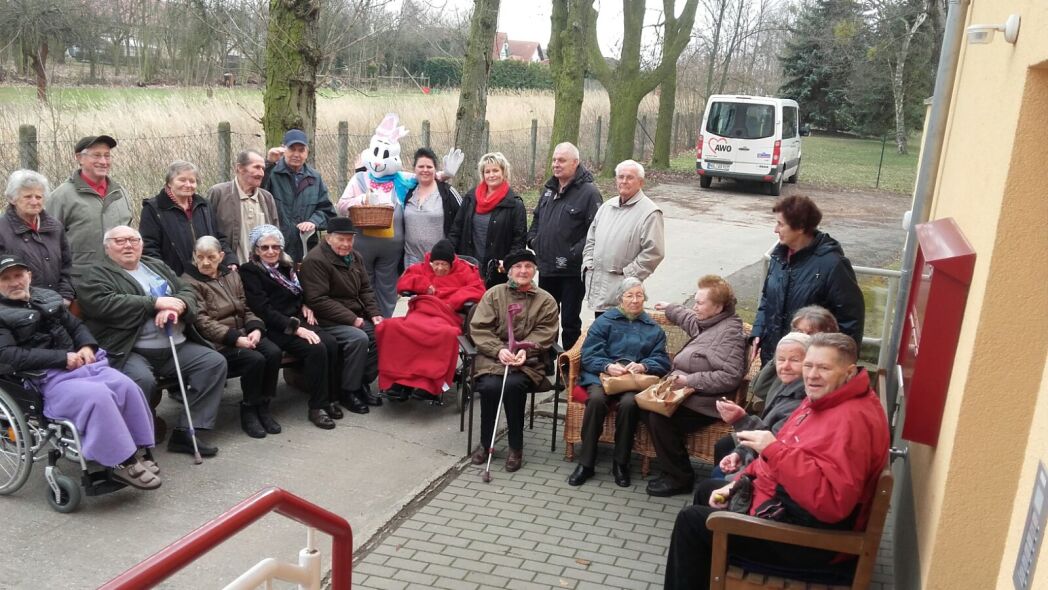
[966,14,1021,45]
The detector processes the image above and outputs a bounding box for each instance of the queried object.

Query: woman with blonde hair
[448,152,527,288]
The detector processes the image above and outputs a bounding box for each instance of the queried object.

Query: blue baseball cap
[282,129,308,147]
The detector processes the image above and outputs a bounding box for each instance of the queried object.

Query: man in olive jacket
[299,217,383,414]
[45,134,134,280]
[527,142,602,350]
[75,225,228,457]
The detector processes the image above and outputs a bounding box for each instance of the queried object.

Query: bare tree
[453,0,500,190]
[0,0,82,101]
[262,0,320,147]
[870,0,929,154]
[547,0,593,167]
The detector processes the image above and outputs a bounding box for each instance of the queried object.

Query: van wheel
[700,175,712,189]
[787,162,800,184]
[769,175,783,196]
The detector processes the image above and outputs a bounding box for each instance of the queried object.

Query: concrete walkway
[352,417,897,590]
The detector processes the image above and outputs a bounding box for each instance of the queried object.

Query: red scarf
[474,182,510,215]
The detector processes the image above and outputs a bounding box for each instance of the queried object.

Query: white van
[696,95,802,196]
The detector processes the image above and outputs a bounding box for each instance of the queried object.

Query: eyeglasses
[80,152,113,161]
[107,237,141,246]
[257,244,282,251]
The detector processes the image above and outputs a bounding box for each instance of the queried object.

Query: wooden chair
[706,469,894,590]
[557,310,758,476]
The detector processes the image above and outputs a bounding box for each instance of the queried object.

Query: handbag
[635,376,693,417]
[599,371,660,395]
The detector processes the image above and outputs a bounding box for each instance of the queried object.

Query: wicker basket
[348,205,394,228]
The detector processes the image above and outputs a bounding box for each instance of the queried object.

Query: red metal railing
[100,487,353,589]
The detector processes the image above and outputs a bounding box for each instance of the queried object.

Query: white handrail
[223,529,322,590]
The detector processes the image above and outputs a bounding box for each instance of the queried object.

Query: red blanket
[396,254,486,312]
[375,294,462,395]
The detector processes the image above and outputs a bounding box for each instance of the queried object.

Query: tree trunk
[890,5,928,155]
[29,42,48,103]
[548,0,592,171]
[453,0,500,191]
[651,73,676,168]
[263,0,320,149]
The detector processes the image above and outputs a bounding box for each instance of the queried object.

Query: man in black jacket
[527,142,603,349]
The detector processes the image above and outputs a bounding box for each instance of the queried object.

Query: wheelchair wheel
[46,473,81,513]
[0,388,33,495]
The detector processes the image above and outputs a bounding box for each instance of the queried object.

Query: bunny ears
[374,113,409,143]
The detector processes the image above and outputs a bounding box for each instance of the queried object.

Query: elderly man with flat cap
[262,129,336,262]
[46,134,134,281]
[299,216,383,416]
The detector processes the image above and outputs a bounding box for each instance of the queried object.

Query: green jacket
[74,255,206,369]
[45,170,134,280]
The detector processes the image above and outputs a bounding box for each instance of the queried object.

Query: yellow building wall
[909,1,1048,588]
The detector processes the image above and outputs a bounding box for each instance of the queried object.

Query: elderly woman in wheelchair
[0,254,159,495]
[377,239,485,403]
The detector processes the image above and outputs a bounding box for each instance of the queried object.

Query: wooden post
[18,125,38,171]
[595,116,602,168]
[217,122,232,183]
[421,120,431,149]
[529,119,538,183]
[338,121,349,189]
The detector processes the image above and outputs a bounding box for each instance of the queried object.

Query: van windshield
[706,102,775,140]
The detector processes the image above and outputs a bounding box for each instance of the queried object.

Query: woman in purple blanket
[0,254,160,490]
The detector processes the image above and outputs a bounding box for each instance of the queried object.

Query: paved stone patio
[352,416,896,590]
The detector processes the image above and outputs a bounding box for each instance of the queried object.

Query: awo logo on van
[707,137,731,153]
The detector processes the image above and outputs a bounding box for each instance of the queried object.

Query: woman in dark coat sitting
[646,274,747,497]
[448,152,527,288]
[139,160,237,276]
[184,235,284,439]
[0,170,74,303]
[239,225,343,430]
[0,255,158,489]
[568,277,670,488]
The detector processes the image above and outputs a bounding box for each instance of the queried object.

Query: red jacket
[743,368,889,530]
[396,254,486,312]
[375,294,462,395]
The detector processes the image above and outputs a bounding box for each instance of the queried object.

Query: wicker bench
[558,310,757,477]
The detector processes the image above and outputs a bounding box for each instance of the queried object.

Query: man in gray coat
[206,149,280,261]
[45,134,134,280]
[75,225,228,457]
[582,160,665,315]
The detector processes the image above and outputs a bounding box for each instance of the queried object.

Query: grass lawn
[670,134,919,194]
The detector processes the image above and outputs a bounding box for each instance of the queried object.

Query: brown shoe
[505,449,523,472]
[470,445,489,465]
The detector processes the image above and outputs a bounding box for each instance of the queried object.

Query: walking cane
[482,302,535,483]
[165,318,203,464]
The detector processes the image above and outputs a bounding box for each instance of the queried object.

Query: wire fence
[2,111,700,223]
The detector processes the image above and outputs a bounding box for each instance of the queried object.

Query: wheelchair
[0,374,128,513]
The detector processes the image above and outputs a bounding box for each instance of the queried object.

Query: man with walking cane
[75,225,228,458]
[468,250,559,474]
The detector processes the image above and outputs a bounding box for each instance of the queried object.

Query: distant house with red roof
[491,32,546,63]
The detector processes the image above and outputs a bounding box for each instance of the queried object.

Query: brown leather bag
[635,376,694,417]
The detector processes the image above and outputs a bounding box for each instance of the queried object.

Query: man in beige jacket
[582,160,665,315]
[206,150,280,261]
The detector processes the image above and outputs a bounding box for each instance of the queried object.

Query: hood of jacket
[771,231,844,264]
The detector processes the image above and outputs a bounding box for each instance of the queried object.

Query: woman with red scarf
[448,152,527,288]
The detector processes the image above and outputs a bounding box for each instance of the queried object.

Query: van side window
[706,102,775,140]
[782,107,798,139]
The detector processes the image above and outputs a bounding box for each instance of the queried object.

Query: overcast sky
[408,0,681,57]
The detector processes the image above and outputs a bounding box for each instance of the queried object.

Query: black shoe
[340,393,369,414]
[167,428,218,457]
[612,462,631,488]
[568,464,595,486]
[327,403,344,420]
[257,403,282,434]
[240,404,266,439]
[383,386,411,402]
[308,408,336,430]
[645,476,693,497]
[360,388,383,406]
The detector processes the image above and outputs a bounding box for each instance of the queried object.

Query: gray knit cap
[248,224,284,251]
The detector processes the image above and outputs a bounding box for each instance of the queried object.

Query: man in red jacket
[664,332,890,590]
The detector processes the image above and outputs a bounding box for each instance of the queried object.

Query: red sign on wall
[899,217,976,446]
